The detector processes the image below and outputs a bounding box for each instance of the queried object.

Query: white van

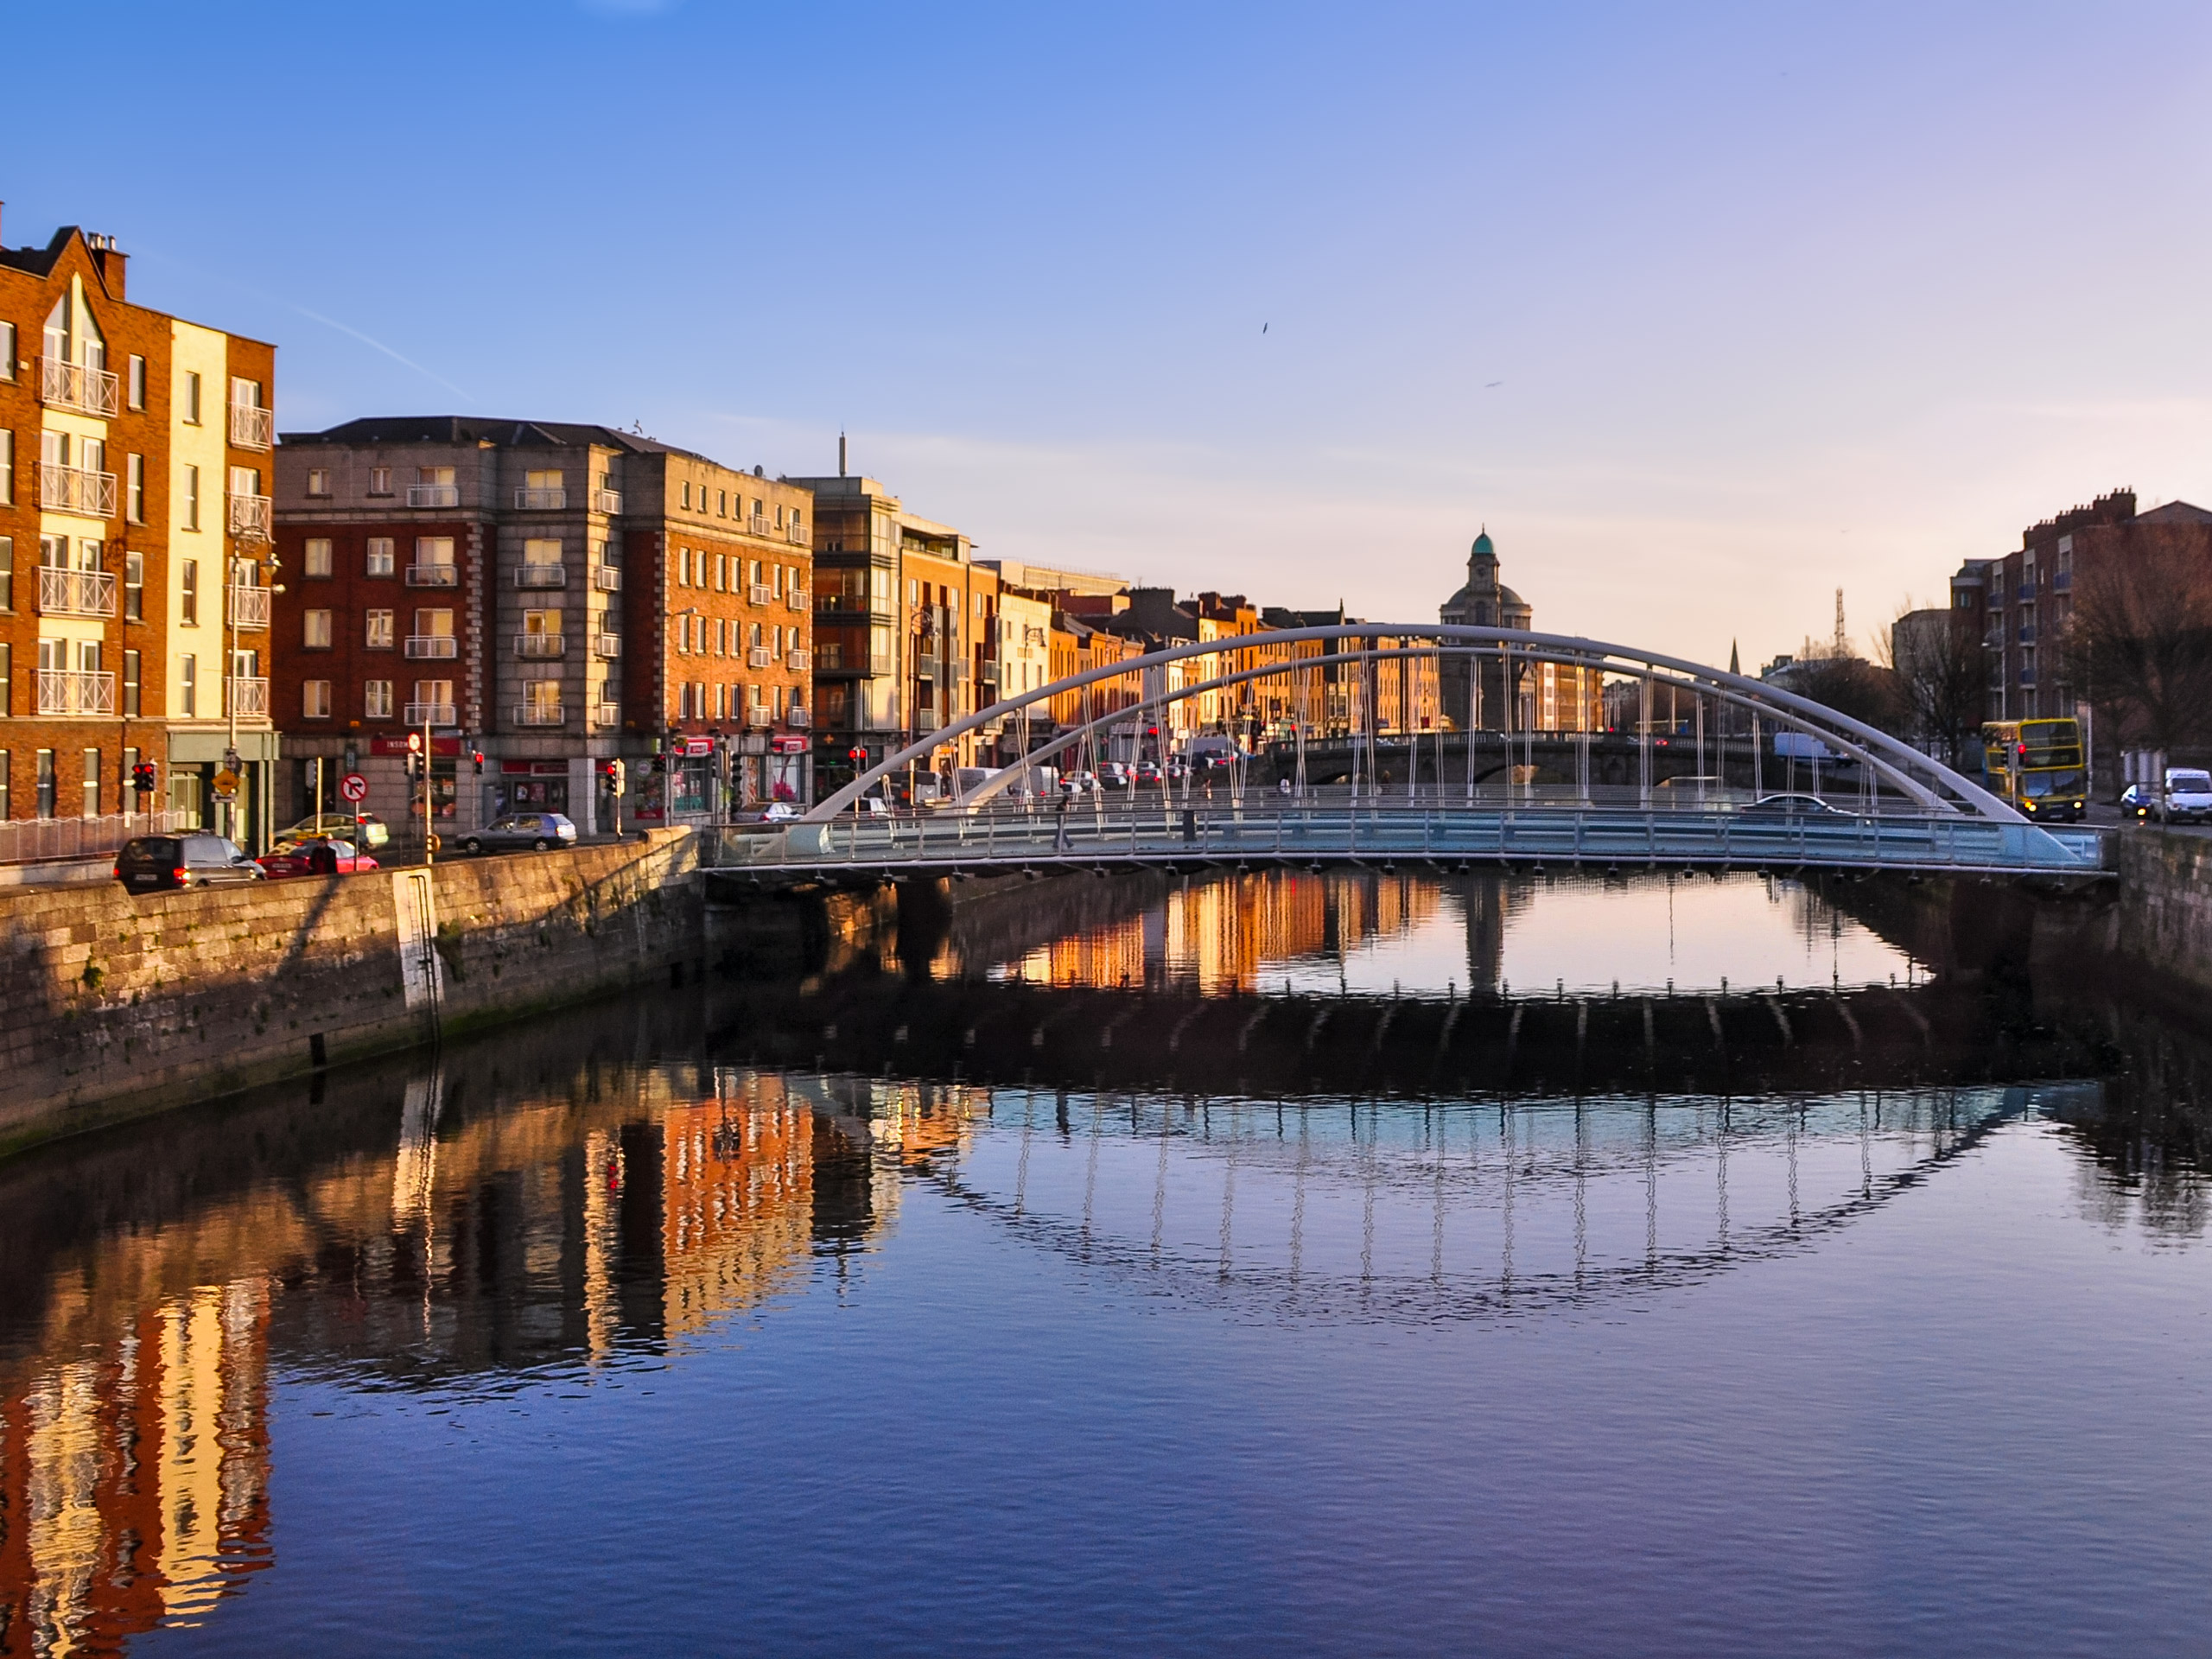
[2166,768,2212,823]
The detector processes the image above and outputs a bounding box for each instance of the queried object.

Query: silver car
[460,811,579,854]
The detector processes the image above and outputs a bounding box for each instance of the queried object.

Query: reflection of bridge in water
[912,1084,2097,1323]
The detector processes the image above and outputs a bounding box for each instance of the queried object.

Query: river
[2,869,2207,1656]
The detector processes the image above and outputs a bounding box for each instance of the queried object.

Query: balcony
[594,632,622,658]
[227,583,270,630]
[513,702,566,727]
[787,587,808,611]
[2054,569,2072,592]
[226,676,269,716]
[747,512,772,537]
[404,702,457,727]
[40,357,119,417]
[515,487,567,510]
[406,563,459,588]
[40,463,117,519]
[405,635,459,659]
[516,562,567,588]
[38,566,117,618]
[514,632,565,659]
[785,705,810,729]
[407,484,461,508]
[746,706,772,729]
[748,583,776,607]
[786,648,811,672]
[593,564,622,592]
[591,701,622,729]
[228,402,273,450]
[747,646,773,669]
[2019,668,2037,688]
[787,519,808,547]
[2018,625,2037,645]
[815,593,895,620]
[35,669,115,715]
[592,488,622,514]
[227,492,272,540]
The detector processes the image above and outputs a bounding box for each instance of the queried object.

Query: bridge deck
[710,803,2109,881]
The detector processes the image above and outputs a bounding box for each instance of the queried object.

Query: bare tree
[1789,649,1904,735]
[2061,529,2212,756]
[1881,603,1986,766]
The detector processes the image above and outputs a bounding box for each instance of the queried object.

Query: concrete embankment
[0,830,704,1149]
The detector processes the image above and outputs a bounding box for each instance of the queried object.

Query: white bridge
[721,626,2107,882]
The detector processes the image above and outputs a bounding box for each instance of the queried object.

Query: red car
[256,836,379,879]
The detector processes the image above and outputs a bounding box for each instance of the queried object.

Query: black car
[115,833,268,893]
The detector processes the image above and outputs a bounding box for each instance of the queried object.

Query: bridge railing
[709,801,2108,877]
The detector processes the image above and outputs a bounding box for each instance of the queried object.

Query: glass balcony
[514,633,566,659]
[516,562,567,588]
[405,636,459,659]
[406,563,459,588]
[514,487,567,510]
[404,702,457,726]
[407,484,461,508]
[513,702,566,727]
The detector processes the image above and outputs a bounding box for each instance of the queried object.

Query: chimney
[86,232,126,300]
[838,430,847,477]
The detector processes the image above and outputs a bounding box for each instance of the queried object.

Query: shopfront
[489,760,571,822]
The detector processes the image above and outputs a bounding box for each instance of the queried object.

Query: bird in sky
[1262,322,1268,333]
[1484,380,1503,388]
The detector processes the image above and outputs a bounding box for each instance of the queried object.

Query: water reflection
[959,869,1917,997]
[0,871,2209,1652]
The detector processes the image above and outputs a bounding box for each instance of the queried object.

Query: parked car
[2166,768,2212,823]
[1133,760,1164,786]
[115,833,267,893]
[458,812,579,855]
[276,810,389,850]
[1097,762,1133,790]
[1740,792,1841,817]
[257,837,378,879]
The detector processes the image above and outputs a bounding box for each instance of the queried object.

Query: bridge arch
[806,625,2018,824]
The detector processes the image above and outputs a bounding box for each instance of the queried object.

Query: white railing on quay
[0,809,191,868]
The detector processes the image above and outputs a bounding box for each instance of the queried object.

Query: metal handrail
[229,403,274,450]
[516,563,567,588]
[40,357,118,416]
[38,566,117,617]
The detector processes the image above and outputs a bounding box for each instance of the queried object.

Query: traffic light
[131,761,157,796]
[471,747,485,775]
[605,759,626,797]
[848,747,867,766]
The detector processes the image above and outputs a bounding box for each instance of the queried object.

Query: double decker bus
[1980,717,2087,821]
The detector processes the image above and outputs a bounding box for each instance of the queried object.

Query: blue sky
[19,2,2212,664]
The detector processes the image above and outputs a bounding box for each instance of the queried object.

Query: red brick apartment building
[0,213,279,841]
[272,420,812,834]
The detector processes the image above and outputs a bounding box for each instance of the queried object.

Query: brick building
[273,419,812,836]
[0,216,279,840]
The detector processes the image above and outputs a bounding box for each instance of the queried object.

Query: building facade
[0,219,279,840]
[272,419,811,836]
[1439,527,1600,733]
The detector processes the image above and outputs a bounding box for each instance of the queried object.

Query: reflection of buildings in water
[1453,877,1523,995]
[996,870,1446,994]
[0,1280,271,1655]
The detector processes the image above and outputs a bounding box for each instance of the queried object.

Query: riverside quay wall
[0,830,704,1148]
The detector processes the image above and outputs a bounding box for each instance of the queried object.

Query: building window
[303,537,334,577]
[0,323,13,380]
[180,656,196,717]
[182,464,200,531]
[717,489,727,517]
[181,559,199,625]
[368,467,393,496]
[0,751,9,817]
[307,467,331,497]
[678,547,692,587]
[682,481,693,510]
[124,550,143,620]
[1,429,13,506]
[127,354,146,410]
[304,609,333,649]
[303,679,332,718]
[365,679,394,719]
[714,553,726,592]
[182,371,201,424]
[123,651,141,717]
[366,608,395,649]
[523,679,562,721]
[0,537,11,612]
[126,454,144,523]
[366,537,396,577]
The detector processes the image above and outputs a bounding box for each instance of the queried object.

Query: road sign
[339,772,369,804]
[211,768,240,798]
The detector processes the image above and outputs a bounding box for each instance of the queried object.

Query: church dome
[1471,530,1494,558]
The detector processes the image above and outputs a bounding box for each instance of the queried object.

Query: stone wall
[2113,830,2212,996]
[0,830,702,1148]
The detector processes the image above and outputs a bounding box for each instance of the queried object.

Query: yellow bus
[1980,717,2087,821]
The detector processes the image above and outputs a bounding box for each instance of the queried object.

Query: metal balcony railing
[228,403,273,450]
[405,636,459,659]
[226,676,269,716]
[406,563,459,588]
[35,668,116,715]
[227,492,272,539]
[513,702,566,727]
[787,520,808,546]
[514,632,565,658]
[748,583,776,607]
[516,562,566,588]
[593,488,622,514]
[787,588,808,611]
[40,357,119,416]
[747,646,774,669]
[515,487,567,509]
[593,564,622,592]
[786,648,811,671]
[746,707,772,728]
[747,512,772,537]
[40,463,116,518]
[2054,569,2072,592]
[404,702,457,726]
[594,632,622,658]
[407,484,461,508]
[38,566,117,618]
[591,701,621,729]
[227,583,270,630]
[785,706,810,729]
